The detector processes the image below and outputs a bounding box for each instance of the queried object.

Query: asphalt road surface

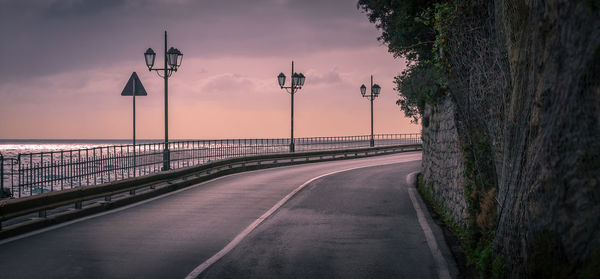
[197,158,458,279]
[0,151,456,278]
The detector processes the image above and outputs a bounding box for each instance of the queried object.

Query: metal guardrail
[0,154,17,199]
[0,134,420,199]
[0,143,422,233]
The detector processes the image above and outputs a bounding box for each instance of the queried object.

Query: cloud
[202,74,255,94]
[0,0,378,83]
[44,0,126,18]
[307,69,344,85]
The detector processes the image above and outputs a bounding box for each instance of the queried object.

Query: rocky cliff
[421,0,600,277]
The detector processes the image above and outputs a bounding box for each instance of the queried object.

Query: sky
[0,0,419,140]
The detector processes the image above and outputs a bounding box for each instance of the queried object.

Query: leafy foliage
[395,62,446,123]
[415,2,455,69]
[418,176,505,278]
[358,0,438,62]
[358,0,452,122]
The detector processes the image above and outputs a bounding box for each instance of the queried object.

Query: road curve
[0,152,423,279]
[197,159,459,279]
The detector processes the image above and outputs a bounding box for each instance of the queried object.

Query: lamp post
[277,61,306,152]
[360,75,381,147]
[144,31,183,171]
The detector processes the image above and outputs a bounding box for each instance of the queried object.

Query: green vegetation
[358,0,438,61]
[460,129,502,278]
[417,178,469,244]
[395,62,446,123]
[418,176,503,278]
[462,130,497,236]
[492,254,505,279]
[468,238,504,279]
[358,0,452,123]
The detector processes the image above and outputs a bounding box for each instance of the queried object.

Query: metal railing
[0,134,420,198]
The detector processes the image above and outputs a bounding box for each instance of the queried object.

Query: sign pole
[121,72,147,177]
[133,79,136,177]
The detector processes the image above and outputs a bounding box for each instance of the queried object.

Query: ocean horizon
[0,139,185,158]
[0,138,291,158]
[0,135,410,159]
[1,139,185,143]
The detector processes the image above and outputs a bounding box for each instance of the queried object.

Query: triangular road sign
[121,72,147,96]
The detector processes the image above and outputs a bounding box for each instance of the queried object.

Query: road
[0,151,456,278]
[197,157,457,279]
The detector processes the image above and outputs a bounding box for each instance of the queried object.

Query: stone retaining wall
[421,96,468,227]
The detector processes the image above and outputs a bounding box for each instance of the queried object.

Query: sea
[0,139,164,158]
[0,139,207,197]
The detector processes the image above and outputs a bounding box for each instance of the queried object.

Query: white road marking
[406,172,452,279]
[185,156,421,279]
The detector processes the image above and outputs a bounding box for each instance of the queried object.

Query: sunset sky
[0,0,419,140]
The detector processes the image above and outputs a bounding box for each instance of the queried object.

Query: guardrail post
[38,210,47,218]
[75,201,82,210]
[1,153,4,199]
[130,189,136,195]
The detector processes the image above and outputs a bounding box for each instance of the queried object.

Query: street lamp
[144,31,183,171]
[277,61,306,152]
[360,75,381,147]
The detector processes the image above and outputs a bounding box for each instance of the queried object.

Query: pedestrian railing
[0,134,420,199]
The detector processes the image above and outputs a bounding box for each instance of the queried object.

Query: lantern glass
[144,48,156,69]
[360,84,366,96]
[277,73,286,87]
[167,47,178,67]
[372,84,381,95]
[292,73,299,86]
[298,73,305,86]
[175,49,183,67]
